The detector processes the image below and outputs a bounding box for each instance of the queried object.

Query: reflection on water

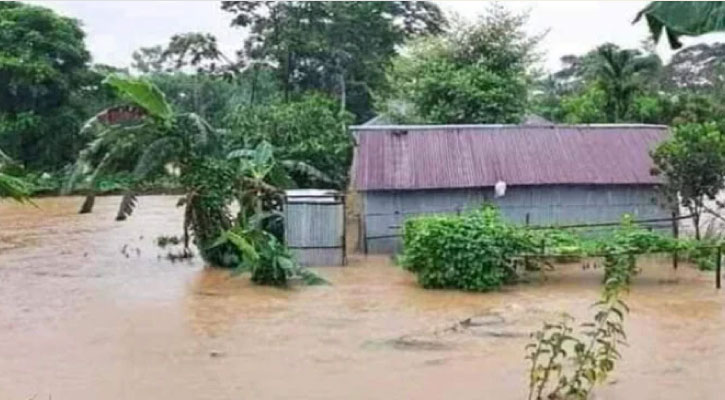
[1,196,725,399]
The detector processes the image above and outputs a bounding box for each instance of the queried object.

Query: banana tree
[66,74,223,218]
[66,74,232,265]
[67,74,326,286]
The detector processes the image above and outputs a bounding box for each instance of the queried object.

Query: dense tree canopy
[224,95,353,188]
[221,1,446,121]
[378,5,543,124]
[532,43,662,123]
[0,2,99,169]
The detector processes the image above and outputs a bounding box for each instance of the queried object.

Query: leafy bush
[400,206,538,292]
[210,226,325,287]
[402,210,691,292]
[538,229,595,262]
[677,238,720,271]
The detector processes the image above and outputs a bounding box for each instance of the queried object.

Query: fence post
[717,246,722,290]
[672,212,679,270]
[342,195,347,266]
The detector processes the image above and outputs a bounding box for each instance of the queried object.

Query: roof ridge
[350,123,668,131]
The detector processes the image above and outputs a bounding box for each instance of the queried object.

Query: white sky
[28,1,725,72]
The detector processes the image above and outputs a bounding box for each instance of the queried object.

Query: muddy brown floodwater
[1,196,725,399]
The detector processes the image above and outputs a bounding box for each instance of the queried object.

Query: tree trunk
[693,211,701,240]
[79,194,95,214]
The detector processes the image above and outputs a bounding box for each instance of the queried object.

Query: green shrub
[679,239,719,271]
[400,206,538,292]
[538,229,593,262]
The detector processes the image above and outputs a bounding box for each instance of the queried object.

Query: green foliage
[221,1,445,121]
[683,242,719,271]
[225,95,353,188]
[104,74,174,122]
[526,299,628,400]
[560,85,608,124]
[636,2,725,49]
[0,172,29,202]
[538,229,594,263]
[400,207,538,292]
[542,43,662,124]
[594,44,663,122]
[0,2,100,170]
[179,158,235,257]
[379,5,540,124]
[651,123,725,239]
[211,226,326,287]
[525,216,679,400]
[149,71,279,126]
[131,32,234,75]
[0,147,29,201]
[402,206,686,293]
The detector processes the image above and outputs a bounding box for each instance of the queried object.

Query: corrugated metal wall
[362,185,669,253]
[285,202,345,266]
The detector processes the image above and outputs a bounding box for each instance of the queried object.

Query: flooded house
[351,123,670,253]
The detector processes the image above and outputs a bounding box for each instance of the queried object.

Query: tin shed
[284,189,345,266]
[351,124,671,253]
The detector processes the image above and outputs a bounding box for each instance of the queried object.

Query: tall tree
[651,123,725,239]
[132,32,239,76]
[220,1,446,121]
[535,43,662,124]
[0,2,93,170]
[594,44,662,122]
[379,4,543,124]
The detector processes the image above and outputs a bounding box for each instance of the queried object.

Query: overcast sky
[29,1,725,72]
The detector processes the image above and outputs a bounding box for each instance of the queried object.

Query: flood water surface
[1,196,725,399]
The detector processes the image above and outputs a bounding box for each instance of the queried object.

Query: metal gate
[284,189,346,266]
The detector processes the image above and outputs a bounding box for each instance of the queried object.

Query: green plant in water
[525,215,679,400]
[210,225,326,287]
[400,206,539,292]
[65,74,326,287]
[0,148,31,202]
[526,253,631,400]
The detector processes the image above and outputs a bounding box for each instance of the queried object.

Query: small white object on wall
[494,180,507,198]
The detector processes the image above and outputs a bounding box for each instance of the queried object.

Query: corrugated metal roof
[353,124,667,191]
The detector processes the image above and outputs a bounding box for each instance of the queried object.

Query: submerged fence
[365,211,692,249]
[365,210,725,289]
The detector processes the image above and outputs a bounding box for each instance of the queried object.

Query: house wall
[361,185,670,254]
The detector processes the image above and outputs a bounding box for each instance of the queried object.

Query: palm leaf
[104,74,173,121]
